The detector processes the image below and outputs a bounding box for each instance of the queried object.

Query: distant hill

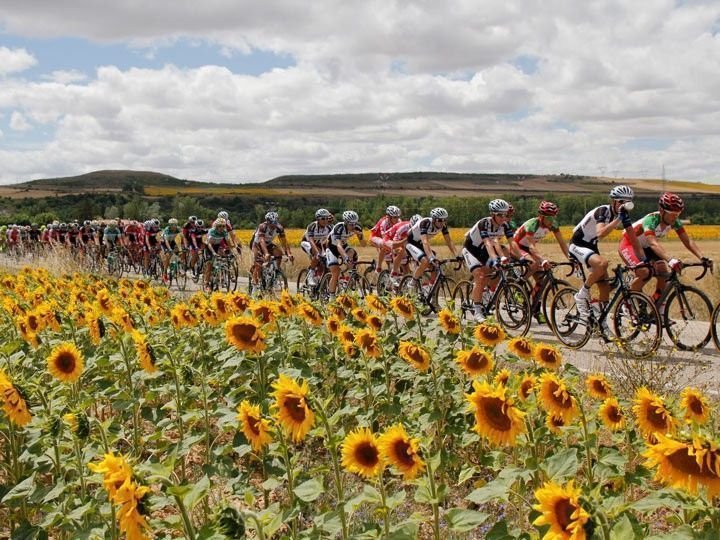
[16,170,221,192]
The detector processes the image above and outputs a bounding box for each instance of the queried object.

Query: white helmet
[315,208,331,219]
[188,215,197,222]
[430,208,448,220]
[196,219,204,227]
[151,218,160,227]
[108,220,118,227]
[410,214,422,225]
[489,199,511,214]
[143,220,152,230]
[218,211,229,220]
[168,218,178,225]
[342,210,359,223]
[610,185,634,200]
[265,211,279,223]
[386,205,401,218]
[213,218,227,227]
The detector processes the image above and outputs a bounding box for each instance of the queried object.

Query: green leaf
[645,525,697,540]
[167,475,210,513]
[485,520,514,540]
[445,508,489,532]
[294,478,324,502]
[630,491,681,514]
[2,474,36,504]
[9,520,48,540]
[610,514,636,540]
[542,447,579,482]
[458,465,477,485]
[465,479,511,505]
[388,523,419,539]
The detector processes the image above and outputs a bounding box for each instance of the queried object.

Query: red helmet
[539,201,559,216]
[507,204,515,217]
[659,192,684,212]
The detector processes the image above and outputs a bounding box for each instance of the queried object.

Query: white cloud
[9,111,31,131]
[0,46,37,75]
[42,70,87,84]
[0,1,719,182]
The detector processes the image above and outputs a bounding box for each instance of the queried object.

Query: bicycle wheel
[176,260,188,291]
[228,258,239,292]
[432,277,456,312]
[540,279,570,329]
[270,270,289,296]
[549,286,591,349]
[347,274,371,298]
[662,285,712,351]
[495,282,531,337]
[296,268,309,296]
[363,266,377,291]
[375,270,393,297]
[317,273,333,302]
[613,291,661,358]
[711,301,720,351]
[451,280,473,319]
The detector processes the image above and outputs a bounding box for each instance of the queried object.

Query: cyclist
[250,212,293,293]
[405,208,459,291]
[619,192,710,299]
[143,219,161,272]
[513,201,570,323]
[160,218,182,281]
[383,213,422,283]
[569,185,641,327]
[217,210,242,257]
[103,219,124,255]
[203,218,231,291]
[462,199,521,322]
[300,208,333,286]
[370,205,402,273]
[326,210,366,299]
[182,216,198,267]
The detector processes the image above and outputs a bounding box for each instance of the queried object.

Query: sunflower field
[1,267,719,539]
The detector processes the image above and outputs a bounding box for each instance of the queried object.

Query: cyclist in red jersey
[370,205,401,273]
[382,214,421,282]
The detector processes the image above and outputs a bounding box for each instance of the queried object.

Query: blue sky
[0,1,718,183]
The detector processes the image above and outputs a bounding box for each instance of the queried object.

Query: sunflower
[466,380,526,447]
[438,308,461,335]
[598,398,626,432]
[455,346,494,377]
[351,308,369,324]
[633,387,677,439]
[494,369,512,387]
[366,294,388,314]
[367,314,383,331]
[210,292,231,321]
[47,342,84,383]
[228,292,251,314]
[251,300,277,325]
[0,375,32,427]
[474,322,505,347]
[95,289,114,315]
[643,433,720,498]
[112,308,135,333]
[546,414,568,435]
[114,478,152,540]
[507,336,534,360]
[537,373,579,423]
[389,296,415,319]
[328,303,347,321]
[533,343,562,370]
[202,306,220,326]
[343,342,360,358]
[518,374,537,401]
[398,341,431,372]
[271,374,315,443]
[532,481,590,540]
[131,332,157,373]
[326,315,342,335]
[298,303,323,326]
[355,329,382,358]
[378,424,425,480]
[585,374,613,400]
[24,311,44,334]
[237,400,273,452]
[87,312,105,345]
[336,294,357,311]
[341,427,384,478]
[680,387,710,425]
[88,452,133,500]
[280,290,297,316]
[337,325,356,347]
[17,320,39,348]
[225,317,266,353]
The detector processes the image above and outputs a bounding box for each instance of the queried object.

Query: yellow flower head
[225,316,266,354]
[351,307,369,324]
[598,398,626,432]
[438,308,461,335]
[271,374,315,443]
[474,322,505,347]
[367,314,384,332]
[533,343,562,370]
[518,373,537,402]
[507,336,534,360]
[365,294,388,314]
[378,424,425,480]
[538,373,579,423]
[237,400,273,452]
[493,368,512,387]
[680,387,710,425]
[389,296,415,320]
[533,481,590,540]
[633,387,677,440]
[298,303,323,326]
[455,346,494,377]
[131,331,158,373]
[355,329,381,358]
[341,427,384,479]
[465,380,526,447]
[398,341,431,372]
[585,374,613,400]
[251,300,277,325]
[47,342,84,383]
[326,315,342,335]
[0,373,32,427]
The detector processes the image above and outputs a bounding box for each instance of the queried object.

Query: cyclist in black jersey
[326,210,366,298]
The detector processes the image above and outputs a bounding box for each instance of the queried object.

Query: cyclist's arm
[645,234,672,262]
[308,237,319,256]
[482,236,501,260]
[520,237,542,260]
[421,234,434,260]
[676,228,704,261]
[553,229,570,258]
[356,231,366,247]
[280,235,292,256]
[443,232,457,257]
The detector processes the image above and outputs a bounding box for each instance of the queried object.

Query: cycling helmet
[430,207,448,220]
[315,208,331,220]
[188,215,197,223]
[386,205,401,218]
[609,185,634,200]
[265,211,279,223]
[539,201,559,216]
[151,218,160,227]
[507,204,515,217]
[213,218,227,227]
[218,211,229,220]
[410,214,422,225]
[488,199,510,214]
[342,210,359,223]
[196,219,204,226]
[83,220,90,226]
[108,220,118,227]
[168,218,179,225]
[31,223,38,228]
[659,192,684,212]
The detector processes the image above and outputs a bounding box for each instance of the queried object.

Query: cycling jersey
[206,228,229,246]
[370,216,393,238]
[623,211,684,249]
[29,229,41,242]
[104,227,123,243]
[161,226,180,242]
[464,217,514,248]
[251,222,286,246]
[328,222,363,246]
[407,218,448,245]
[571,205,618,246]
[181,222,195,242]
[514,217,559,248]
[190,227,206,247]
[383,220,412,243]
[124,224,141,243]
[302,221,332,245]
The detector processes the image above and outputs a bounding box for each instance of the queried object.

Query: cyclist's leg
[619,236,650,292]
[326,246,342,296]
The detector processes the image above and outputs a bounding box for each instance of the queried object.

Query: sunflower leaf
[542,447,578,482]
[445,508,489,532]
[294,478,325,502]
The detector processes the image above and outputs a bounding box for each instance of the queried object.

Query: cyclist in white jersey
[301,208,333,286]
[569,185,642,326]
[405,207,459,288]
[326,210,366,298]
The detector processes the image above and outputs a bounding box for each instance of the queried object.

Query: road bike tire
[375,270,393,297]
[317,273,334,303]
[228,259,239,292]
[176,261,188,291]
[270,270,289,296]
[347,274,371,298]
[540,279,570,329]
[363,266,377,292]
[296,268,309,296]
[711,301,720,352]
[662,285,712,352]
[549,286,591,349]
[494,281,531,337]
[451,280,473,319]
[613,290,661,358]
[432,277,456,313]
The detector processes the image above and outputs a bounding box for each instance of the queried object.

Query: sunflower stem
[578,402,594,489]
[277,429,298,539]
[118,336,140,456]
[426,457,441,540]
[314,399,348,539]
[524,417,540,488]
[173,492,197,539]
[163,346,186,481]
[377,473,391,539]
[37,388,63,480]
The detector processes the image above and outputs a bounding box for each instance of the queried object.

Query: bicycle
[452,260,533,336]
[163,248,188,291]
[249,255,288,297]
[398,258,463,316]
[653,260,713,351]
[317,259,374,300]
[297,256,328,301]
[205,250,239,292]
[522,261,585,328]
[105,246,124,278]
[549,263,661,359]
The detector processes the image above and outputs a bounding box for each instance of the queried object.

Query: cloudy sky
[1,0,719,184]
